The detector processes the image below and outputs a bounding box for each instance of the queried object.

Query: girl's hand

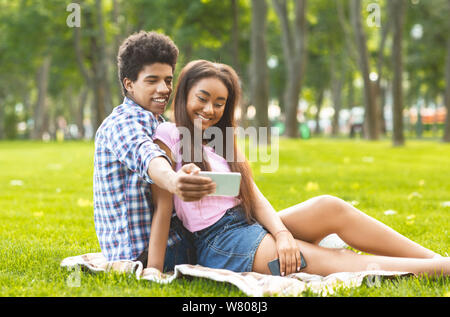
[274,230,302,276]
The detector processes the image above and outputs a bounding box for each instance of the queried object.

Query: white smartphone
[198,171,241,197]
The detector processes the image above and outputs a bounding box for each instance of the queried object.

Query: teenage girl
[146,59,449,277]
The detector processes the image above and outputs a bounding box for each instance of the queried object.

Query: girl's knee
[313,195,348,223]
[315,195,345,209]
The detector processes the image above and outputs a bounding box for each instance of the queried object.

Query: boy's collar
[123,96,139,107]
[123,96,165,123]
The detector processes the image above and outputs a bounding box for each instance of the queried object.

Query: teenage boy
[93,31,215,271]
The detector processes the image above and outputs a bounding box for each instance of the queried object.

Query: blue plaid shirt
[93,97,180,261]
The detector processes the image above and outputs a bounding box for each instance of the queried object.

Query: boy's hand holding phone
[172,163,216,201]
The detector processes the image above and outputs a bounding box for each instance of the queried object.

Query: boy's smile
[124,63,173,116]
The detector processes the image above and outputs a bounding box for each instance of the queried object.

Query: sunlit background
[0,0,449,145]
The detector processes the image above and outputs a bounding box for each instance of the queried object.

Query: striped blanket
[60,252,413,297]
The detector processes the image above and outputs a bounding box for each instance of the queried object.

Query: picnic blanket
[60,252,414,297]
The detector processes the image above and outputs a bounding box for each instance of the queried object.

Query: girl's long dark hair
[172,60,256,222]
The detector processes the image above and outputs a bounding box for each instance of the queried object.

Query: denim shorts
[192,205,268,273]
[137,215,197,272]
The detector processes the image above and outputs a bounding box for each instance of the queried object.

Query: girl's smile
[186,77,228,130]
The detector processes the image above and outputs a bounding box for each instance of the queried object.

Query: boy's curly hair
[117,31,179,96]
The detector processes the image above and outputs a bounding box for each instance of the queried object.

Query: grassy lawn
[0,138,449,297]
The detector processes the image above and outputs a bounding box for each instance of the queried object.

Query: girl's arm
[146,139,175,271]
[147,182,173,271]
[251,181,302,276]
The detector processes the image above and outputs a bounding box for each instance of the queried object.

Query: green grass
[0,139,449,297]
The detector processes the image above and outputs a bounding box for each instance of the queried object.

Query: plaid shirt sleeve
[105,111,171,184]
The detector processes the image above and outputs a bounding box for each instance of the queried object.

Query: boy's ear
[123,77,133,94]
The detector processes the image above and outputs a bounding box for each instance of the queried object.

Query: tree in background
[272,0,308,138]
[391,0,405,146]
[442,0,450,142]
[304,0,339,136]
[73,1,112,133]
[349,0,379,140]
[445,30,450,142]
[1,0,450,142]
[250,0,269,132]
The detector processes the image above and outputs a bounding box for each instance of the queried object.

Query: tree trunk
[77,87,88,139]
[273,0,308,138]
[314,89,324,135]
[284,66,303,138]
[443,7,450,142]
[443,45,450,142]
[74,12,94,138]
[94,0,111,128]
[112,0,124,104]
[32,55,52,140]
[350,0,378,140]
[330,54,343,136]
[0,96,4,139]
[375,8,391,137]
[73,1,109,136]
[74,25,92,87]
[378,84,387,135]
[231,0,241,75]
[250,0,269,132]
[331,78,343,136]
[391,0,405,146]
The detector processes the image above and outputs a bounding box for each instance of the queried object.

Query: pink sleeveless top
[153,122,240,232]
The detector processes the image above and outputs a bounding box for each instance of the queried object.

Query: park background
[1,0,450,143]
[0,0,449,297]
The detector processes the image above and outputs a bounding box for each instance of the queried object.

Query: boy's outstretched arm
[147,144,216,202]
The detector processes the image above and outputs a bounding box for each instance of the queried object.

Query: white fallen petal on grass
[362,156,374,163]
[319,234,348,249]
[10,180,23,186]
[407,192,422,200]
[346,200,359,206]
[440,201,450,207]
[384,210,397,215]
[406,214,416,225]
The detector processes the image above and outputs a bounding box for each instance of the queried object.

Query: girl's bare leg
[277,195,439,259]
[253,234,450,276]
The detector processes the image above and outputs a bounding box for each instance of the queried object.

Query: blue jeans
[192,205,268,272]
